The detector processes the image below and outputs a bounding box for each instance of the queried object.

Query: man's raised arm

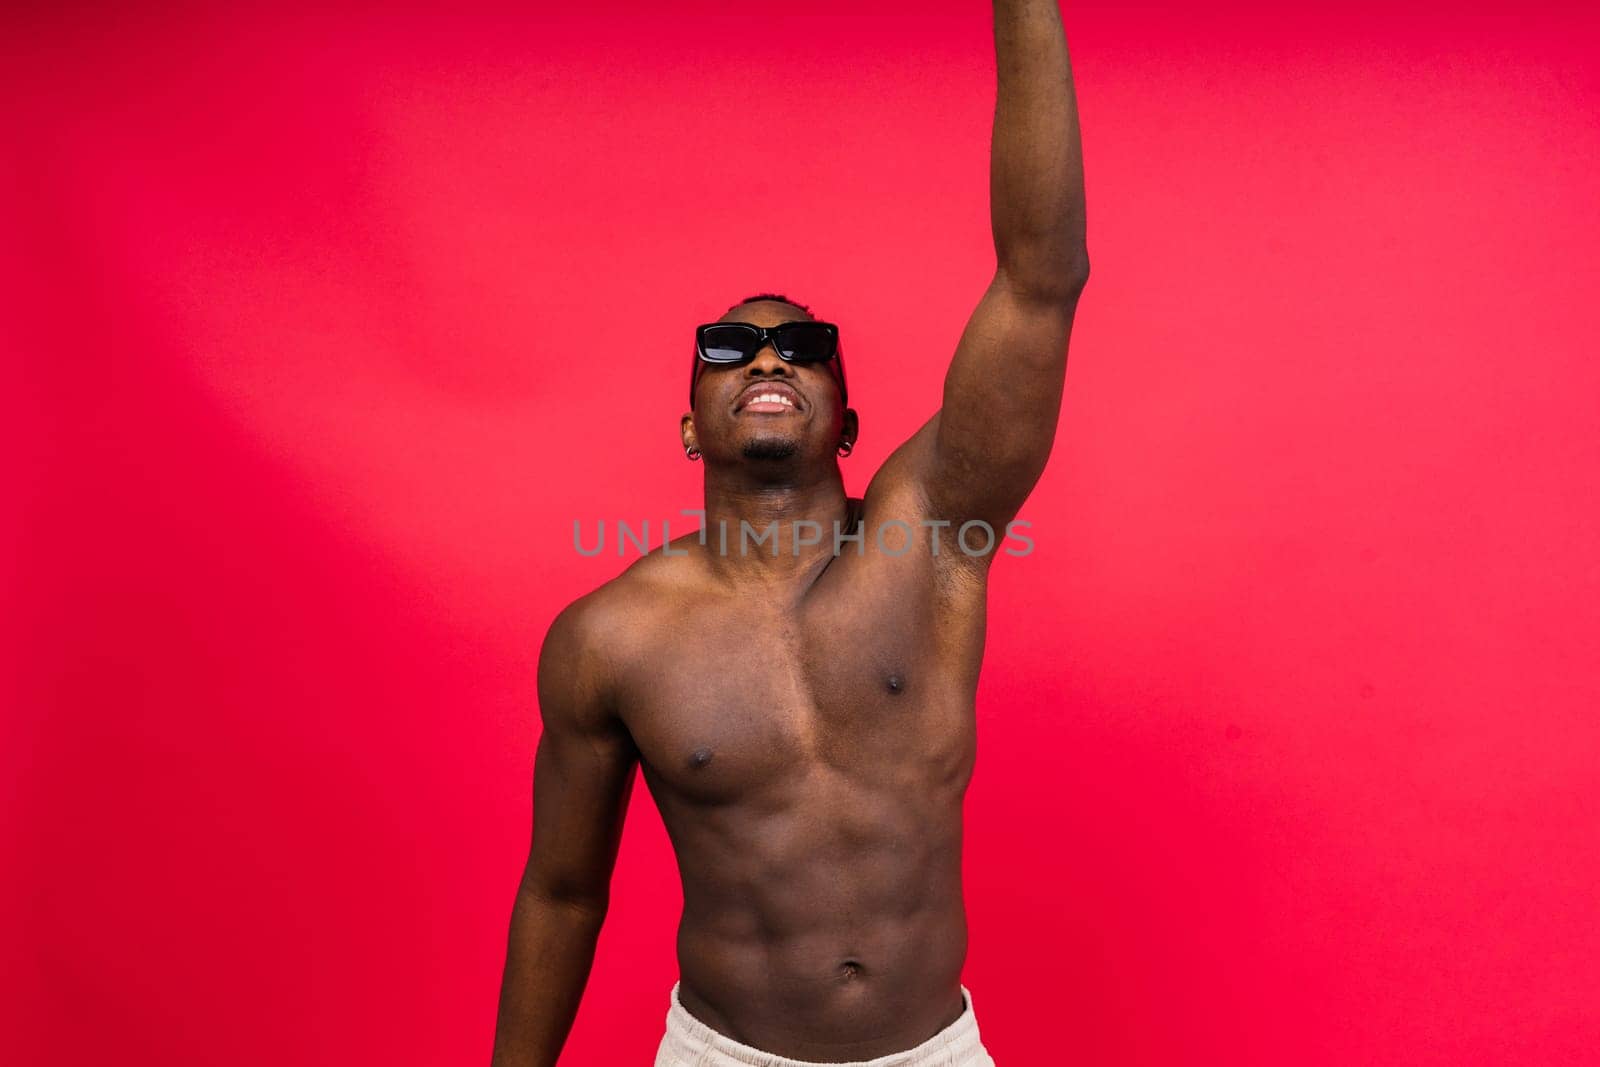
[903,0,1088,536]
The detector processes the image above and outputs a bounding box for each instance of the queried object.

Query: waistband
[659,980,990,1067]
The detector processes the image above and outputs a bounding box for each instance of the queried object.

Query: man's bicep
[922,276,1080,528]
[521,606,639,912]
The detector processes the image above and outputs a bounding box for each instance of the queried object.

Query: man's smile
[734,381,804,414]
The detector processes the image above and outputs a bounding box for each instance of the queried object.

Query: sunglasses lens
[776,323,835,363]
[699,325,757,363]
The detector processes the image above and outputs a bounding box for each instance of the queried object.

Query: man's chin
[740,436,801,461]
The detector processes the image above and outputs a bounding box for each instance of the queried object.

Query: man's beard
[742,437,799,461]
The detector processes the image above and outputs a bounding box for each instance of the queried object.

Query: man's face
[685,300,850,465]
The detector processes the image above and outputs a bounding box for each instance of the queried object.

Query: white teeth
[748,393,793,407]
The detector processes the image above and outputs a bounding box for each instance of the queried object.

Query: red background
[7,2,1598,1064]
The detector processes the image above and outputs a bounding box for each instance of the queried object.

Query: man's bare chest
[616,571,985,806]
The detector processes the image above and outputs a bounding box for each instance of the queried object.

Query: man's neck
[697,462,854,587]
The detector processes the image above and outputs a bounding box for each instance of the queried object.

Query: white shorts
[653,980,997,1066]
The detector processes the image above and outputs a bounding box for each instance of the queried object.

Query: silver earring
[837,441,854,458]
[685,445,702,461]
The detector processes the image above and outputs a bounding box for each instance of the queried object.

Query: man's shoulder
[545,546,705,655]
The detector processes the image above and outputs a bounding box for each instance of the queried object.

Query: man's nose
[745,343,792,376]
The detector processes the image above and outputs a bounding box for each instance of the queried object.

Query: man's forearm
[490,890,607,1067]
[991,0,1088,300]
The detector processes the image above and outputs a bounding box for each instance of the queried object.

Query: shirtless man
[491,2,1087,1063]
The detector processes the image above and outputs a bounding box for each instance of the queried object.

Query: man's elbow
[518,869,611,921]
[999,243,1090,306]
[1065,244,1090,292]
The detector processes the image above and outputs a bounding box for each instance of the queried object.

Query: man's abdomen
[664,774,971,1062]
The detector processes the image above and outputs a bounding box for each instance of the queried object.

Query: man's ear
[840,408,860,451]
[680,412,698,452]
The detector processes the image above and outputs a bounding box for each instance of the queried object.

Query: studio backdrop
[7,2,1597,1064]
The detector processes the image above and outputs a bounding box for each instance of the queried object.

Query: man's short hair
[727,293,815,319]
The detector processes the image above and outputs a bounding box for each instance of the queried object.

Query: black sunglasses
[690,321,847,408]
